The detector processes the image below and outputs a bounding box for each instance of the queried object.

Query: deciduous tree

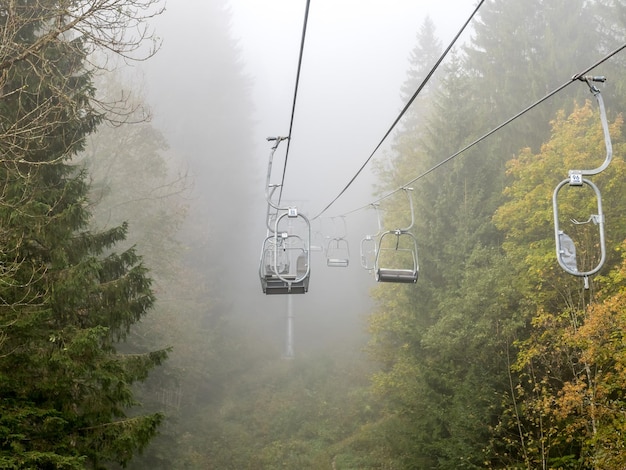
[494,97,626,467]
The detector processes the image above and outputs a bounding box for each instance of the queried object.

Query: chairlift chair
[326,237,350,267]
[258,137,312,294]
[259,209,311,295]
[321,216,350,267]
[552,77,611,287]
[375,229,419,283]
[360,203,382,272]
[360,234,377,271]
[259,232,310,294]
[374,188,419,284]
[309,219,326,252]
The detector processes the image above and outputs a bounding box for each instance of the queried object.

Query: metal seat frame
[360,203,382,272]
[374,188,419,284]
[325,217,350,268]
[375,229,419,283]
[326,237,350,267]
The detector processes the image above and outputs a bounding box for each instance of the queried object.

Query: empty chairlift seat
[326,238,350,267]
[374,229,418,284]
[376,267,418,283]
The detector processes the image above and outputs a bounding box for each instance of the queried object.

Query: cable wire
[337,41,626,218]
[277,0,311,206]
[311,0,485,220]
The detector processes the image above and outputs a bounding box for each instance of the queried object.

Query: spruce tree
[0,1,166,468]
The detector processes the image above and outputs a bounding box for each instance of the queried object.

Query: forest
[2,0,626,469]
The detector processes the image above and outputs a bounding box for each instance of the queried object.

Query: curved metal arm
[569,78,612,179]
[396,187,415,232]
[360,204,382,271]
[318,216,348,240]
[339,216,348,238]
[264,137,289,211]
[369,203,383,237]
[265,186,279,233]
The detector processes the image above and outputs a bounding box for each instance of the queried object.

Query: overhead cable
[277,0,311,206]
[339,41,626,218]
[311,0,485,220]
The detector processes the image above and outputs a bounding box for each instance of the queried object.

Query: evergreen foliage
[85,0,259,466]
[0,1,167,467]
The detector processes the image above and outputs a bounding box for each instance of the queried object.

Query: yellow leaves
[499,100,626,448]
[514,243,626,464]
[553,380,587,420]
[495,101,623,279]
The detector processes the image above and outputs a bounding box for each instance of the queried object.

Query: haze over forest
[3,1,626,468]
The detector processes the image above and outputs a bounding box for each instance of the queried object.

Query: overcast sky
[134,0,480,349]
[227,0,476,217]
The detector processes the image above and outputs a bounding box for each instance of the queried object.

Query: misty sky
[222,1,477,349]
[136,0,479,351]
[227,0,476,217]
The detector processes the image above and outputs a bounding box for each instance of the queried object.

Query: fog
[135,0,472,357]
[228,0,474,214]
[6,0,626,466]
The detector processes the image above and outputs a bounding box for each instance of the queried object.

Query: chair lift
[325,217,350,267]
[553,76,611,288]
[309,219,326,253]
[360,203,382,272]
[259,211,311,294]
[259,137,311,294]
[375,188,419,283]
[327,238,350,267]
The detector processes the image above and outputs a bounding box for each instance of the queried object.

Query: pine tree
[0,1,167,467]
[464,0,600,154]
